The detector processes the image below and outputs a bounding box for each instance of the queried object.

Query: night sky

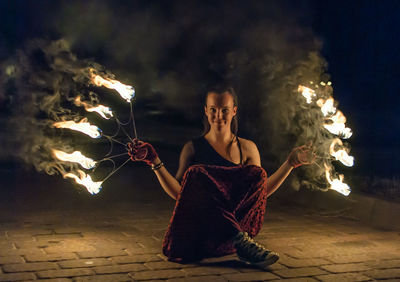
[0,0,399,180]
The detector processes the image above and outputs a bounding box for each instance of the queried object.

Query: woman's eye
[210,108,216,113]
[222,109,229,113]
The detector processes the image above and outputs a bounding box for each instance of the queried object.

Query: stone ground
[1,147,400,281]
[1,199,400,282]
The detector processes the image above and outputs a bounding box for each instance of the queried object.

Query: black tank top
[191,136,243,167]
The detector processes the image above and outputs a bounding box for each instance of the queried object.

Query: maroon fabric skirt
[162,164,268,262]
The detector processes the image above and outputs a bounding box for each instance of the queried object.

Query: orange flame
[323,111,352,139]
[63,170,102,195]
[74,97,113,119]
[329,138,354,167]
[298,85,316,104]
[89,70,135,102]
[52,149,96,169]
[317,97,336,116]
[324,164,351,196]
[53,118,102,138]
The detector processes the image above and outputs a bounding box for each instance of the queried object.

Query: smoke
[1,1,353,193]
[0,39,134,193]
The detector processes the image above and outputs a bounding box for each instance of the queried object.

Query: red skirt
[162,164,268,262]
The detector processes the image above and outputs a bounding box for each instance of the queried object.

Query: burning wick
[63,170,102,195]
[89,70,135,103]
[298,85,316,104]
[324,164,351,196]
[52,149,96,169]
[74,96,113,120]
[53,119,102,138]
[329,138,354,167]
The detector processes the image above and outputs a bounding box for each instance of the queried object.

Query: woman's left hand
[287,144,316,168]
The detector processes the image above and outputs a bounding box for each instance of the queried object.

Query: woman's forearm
[266,160,293,197]
[152,158,181,200]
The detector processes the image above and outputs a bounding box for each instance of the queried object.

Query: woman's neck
[205,128,234,144]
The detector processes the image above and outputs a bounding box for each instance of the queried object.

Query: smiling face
[204,91,237,132]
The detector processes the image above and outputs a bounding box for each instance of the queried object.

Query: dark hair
[202,84,239,136]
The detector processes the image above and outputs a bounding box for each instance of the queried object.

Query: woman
[128,85,314,267]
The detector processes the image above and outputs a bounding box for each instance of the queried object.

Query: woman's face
[204,92,237,132]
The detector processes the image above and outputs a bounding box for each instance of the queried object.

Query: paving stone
[320,263,371,273]
[40,279,72,282]
[182,266,239,276]
[35,234,83,241]
[145,261,195,270]
[37,268,94,279]
[77,249,128,258]
[93,263,147,274]
[25,253,78,262]
[0,256,23,264]
[111,254,162,264]
[132,269,186,280]
[167,275,227,282]
[316,273,371,282]
[74,274,132,281]
[6,247,43,256]
[364,268,400,279]
[0,272,36,281]
[44,242,96,254]
[222,272,279,281]
[273,267,328,278]
[2,262,58,272]
[269,278,319,282]
[366,259,400,269]
[279,257,331,268]
[58,258,112,268]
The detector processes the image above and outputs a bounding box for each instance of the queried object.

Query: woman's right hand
[287,144,316,168]
[127,139,159,166]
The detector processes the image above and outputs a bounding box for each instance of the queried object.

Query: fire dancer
[127,85,314,268]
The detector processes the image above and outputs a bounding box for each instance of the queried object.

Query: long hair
[202,84,239,136]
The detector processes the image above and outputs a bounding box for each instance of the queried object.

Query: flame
[89,70,135,102]
[324,164,351,196]
[317,97,336,116]
[74,97,113,119]
[298,85,316,104]
[329,138,354,167]
[53,118,102,138]
[323,111,353,138]
[52,149,96,169]
[63,170,102,195]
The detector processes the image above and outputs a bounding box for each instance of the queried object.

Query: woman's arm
[151,141,194,200]
[245,141,314,198]
[265,161,293,197]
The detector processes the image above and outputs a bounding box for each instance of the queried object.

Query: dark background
[0,0,398,197]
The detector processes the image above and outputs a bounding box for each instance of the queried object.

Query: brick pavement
[1,196,400,282]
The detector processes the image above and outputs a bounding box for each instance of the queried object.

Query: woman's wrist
[284,159,295,170]
[151,161,164,171]
[151,157,164,171]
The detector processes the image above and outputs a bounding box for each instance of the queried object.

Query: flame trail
[323,111,352,139]
[324,164,351,196]
[89,69,135,102]
[298,85,316,104]
[298,83,354,195]
[63,170,103,195]
[52,149,96,169]
[74,96,113,119]
[53,118,102,138]
[329,138,354,167]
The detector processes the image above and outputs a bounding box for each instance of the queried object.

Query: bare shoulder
[237,137,259,152]
[175,140,195,181]
[182,140,195,156]
[237,137,261,166]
